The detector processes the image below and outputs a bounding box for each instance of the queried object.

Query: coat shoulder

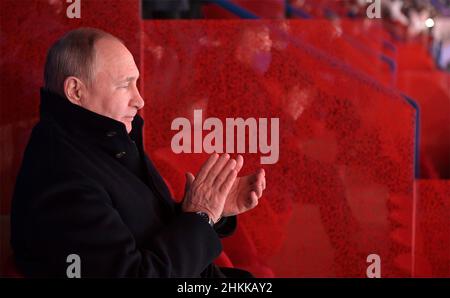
[17,119,92,186]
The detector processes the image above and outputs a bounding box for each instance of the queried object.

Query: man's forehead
[95,61,139,82]
[93,38,139,80]
[94,38,135,65]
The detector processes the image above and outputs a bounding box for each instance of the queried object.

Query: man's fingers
[252,171,265,198]
[259,172,266,191]
[220,169,238,194]
[248,191,259,208]
[255,183,263,198]
[204,153,231,185]
[254,173,264,198]
[195,153,219,183]
[215,158,236,186]
[258,168,266,190]
[234,155,244,173]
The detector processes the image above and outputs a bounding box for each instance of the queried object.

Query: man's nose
[131,86,145,110]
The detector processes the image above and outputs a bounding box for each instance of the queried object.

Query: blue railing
[403,95,421,179]
[204,0,259,19]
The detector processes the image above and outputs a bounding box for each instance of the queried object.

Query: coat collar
[39,88,175,210]
[39,88,144,143]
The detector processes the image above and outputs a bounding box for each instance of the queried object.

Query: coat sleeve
[213,216,237,238]
[18,174,223,278]
[144,154,238,238]
[174,202,237,238]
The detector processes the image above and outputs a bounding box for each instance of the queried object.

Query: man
[10,28,266,277]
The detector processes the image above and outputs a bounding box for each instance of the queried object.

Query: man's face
[81,37,144,133]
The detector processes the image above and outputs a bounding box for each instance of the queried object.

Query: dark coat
[10,89,237,278]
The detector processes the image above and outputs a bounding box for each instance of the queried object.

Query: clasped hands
[182,153,266,223]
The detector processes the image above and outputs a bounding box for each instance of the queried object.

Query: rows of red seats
[190,0,449,276]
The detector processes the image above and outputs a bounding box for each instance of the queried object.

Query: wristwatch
[195,211,214,227]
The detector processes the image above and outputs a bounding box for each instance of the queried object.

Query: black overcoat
[10,89,237,278]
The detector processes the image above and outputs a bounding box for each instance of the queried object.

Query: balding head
[44,27,122,96]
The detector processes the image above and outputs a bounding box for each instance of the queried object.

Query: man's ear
[63,76,85,106]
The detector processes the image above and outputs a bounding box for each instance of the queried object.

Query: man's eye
[119,85,129,89]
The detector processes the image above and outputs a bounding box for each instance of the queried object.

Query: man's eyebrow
[117,75,139,83]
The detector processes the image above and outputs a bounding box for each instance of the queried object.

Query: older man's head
[44,28,144,133]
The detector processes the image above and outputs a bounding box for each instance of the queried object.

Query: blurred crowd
[141,0,450,69]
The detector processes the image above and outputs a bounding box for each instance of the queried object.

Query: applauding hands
[182,153,266,223]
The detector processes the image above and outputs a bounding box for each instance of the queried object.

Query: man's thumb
[185,172,195,191]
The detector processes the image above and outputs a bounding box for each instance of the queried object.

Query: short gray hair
[44,27,122,96]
